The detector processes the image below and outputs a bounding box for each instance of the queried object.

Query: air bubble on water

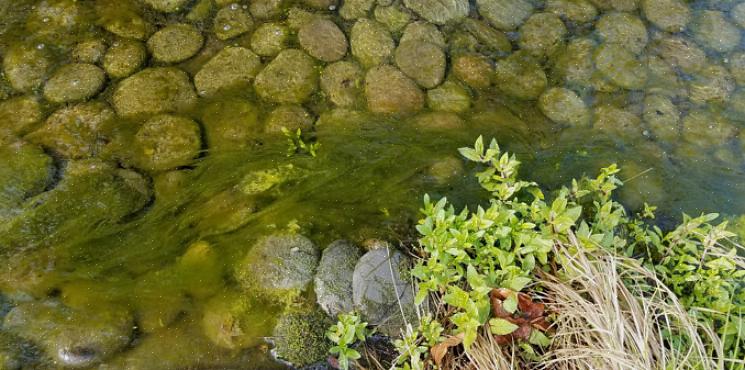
[243,5,248,9]
[642,129,650,137]
[329,5,336,10]
[42,17,50,23]
[36,43,45,50]
[230,3,240,10]
[223,24,232,31]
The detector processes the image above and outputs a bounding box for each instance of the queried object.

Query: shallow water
[0,0,744,368]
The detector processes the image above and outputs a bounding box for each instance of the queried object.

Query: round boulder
[402,0,469,25]
[546,0,598,23]
[213,5,254,40]
[593,44,647,90]
[652,36,706,74]
[350,19,395,68]
[365,65,424,115]
[641,0,690,32]
[453,54,493,89]
[103,39,147,79]
[72,39,107,64]
[394,41,446,89]
[194,46,262,97]
[250,23,290,57]
[26,102,115,159]
[400,21,446,48]
[519,12,567,57]
[147,23,204,63]
[476,0,534,30]
[43,63,105,104]
[298,18,348,62]
[113,67,197,117]
[593,105,643,138]
[3,44,51,93]
[144,0,190,12]
[643,94,680,142]
[691,10,740,53]
[688,64,735,105]
[314,240,363,316]
[320,61,365,108]
[254,49,318,104]
[235,234,320,294]
[595,12,648,55]
[133,115,202,172]
[538,87,590,126]
[0,96,43,135]
[494,51,547,100]
[272,309,332,368]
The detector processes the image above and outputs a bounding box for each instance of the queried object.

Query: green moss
[272,308,333,367]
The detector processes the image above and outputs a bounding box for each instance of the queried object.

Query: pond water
[0,0,744,368]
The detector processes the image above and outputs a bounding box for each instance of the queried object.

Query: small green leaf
[504,276,531,292]
[489,318,519,335]
[503,292,518,313]
[528,330,551,347]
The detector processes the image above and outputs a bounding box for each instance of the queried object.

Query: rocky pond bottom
[1,0,745,368]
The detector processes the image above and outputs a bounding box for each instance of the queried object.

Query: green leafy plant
[282,127,320,157]
[326,312,373,370]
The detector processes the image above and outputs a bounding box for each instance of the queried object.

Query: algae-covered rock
[400,21,446,48]
[147,23,204,63]
[350,18,395,68]
[340,0,376,20]
[320,60,365,108]
[2,44,51,93]
[43,63,105,104]
[0,142,54,221]
[194,46,262,97]
[494,51,547,100]
[103,39,147,79]
[477,0,534,30]
[587,0,637,11]
[732,2,745,29]
[681,110,738,148]
[202,291,278,349]
[394,41,446,89]
[374,4,412,33]
[519,12,567,57]
[726,52,745,86]
[72,39,107,64]
[143,0,190,12]
[26,102,115,159]
[254,49,318,104]
[641,0,690,32]
[303,0,338,10]
[0,160,152,251]
[238,164,308,195]
[298,18,348,62]
[538,87,590,126]
[352,247,415,336]
[0,96,43,135]
[272,309,332,367]
[688,64,735,105]
[314,240,363,317]
[250,23,290,57]
[235,234,320,294]
[402,0,469,25]
[452,54,492,89]
[95,0,154,41]
[113,67,197,117]
[265,105,314,133]
[646,55,686,98]
[250,0,284,20]
[546,0,598,23]
[193,189,257,235]
[595,12,648,55]
[132,115,202,172]
[287,7,324,30]
[461,18,512,55]
[412,111,466,130]
[213,5,254,40]
[594,44,647,90]
[552,37,595,89]
[427,81,471,113]
[592,104,643,138]
[201,98,261,151]
[691,10,740,53]
[4,300,133,368]
[652,35,706,74]
[365,65,425,114]
[643,94,680,142]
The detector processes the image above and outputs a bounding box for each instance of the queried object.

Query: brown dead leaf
[491,292,511,318]
[431,333,464,366]
[518,293,545,319]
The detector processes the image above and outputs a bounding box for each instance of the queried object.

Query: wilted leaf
[430,333,464,366]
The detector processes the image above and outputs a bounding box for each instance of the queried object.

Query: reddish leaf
[512,324,533,340]
[531,317,551,332]
[328,356,340,369]
[491,293,511,318]
[518,293,545,319]
[431,333,464,366]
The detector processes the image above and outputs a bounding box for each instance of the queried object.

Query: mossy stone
[72,39,107,64]
[143,0,190,12]
[254,49,318,104]
[461,19,512,55]
[95,0,154,41]
[194,46,262,97]
[43,63,106,104]
[272,309,332,367]
[103,39,147,79]
[427,81,471,113]
[394,40,446,88]
[201,98,261,151]
[552,37,595,89]
[113,67,197,117]
[340,0,376,20]
[691,10,741,53]
[400,21,446,48]
[681,110,737,148]
[26,102,115,159]
[0,142,54,221]
[538,87,590,126]
[249,0,284,19]
[595,12,648,55]
[320,60,365,108]
[476,0,534,30]
[202,292,278,349]
[147,23,204,63]
[546,0,598,23]
[250,23,290,57]
[0,96,43,135]
[402,0,469,25]
[688,64,735,105]
[518,12,567,57]
[3,44,51,93]
[314,240,363,316]
[593,44,647,90]
[350,18,395,68]
[641,0,690,32]
[213,5,254,40]
[25,0,86,46]
[643,94,680,142]
[365,64,425,115]
[453,54,493,89]
[494,51,547,100]
[592,105,643,138]
[298,18,348,62]
[374,4,412,33]
[264,105,314,133]
[652,36,706,74]
[133,114,202,172]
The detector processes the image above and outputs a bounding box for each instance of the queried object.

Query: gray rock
[403,0,469,25]
[194,46,262,97]
[254,49,318,104]
[3,301,133,368]
[113,67,197,117]
[314,240,363,316]
[250,23,290,57]
[143,0,190,12]
[352,247,415,336]
[299,18,348,62]
[350,18,395,68]
[3,44,51,93]
[477,0,534,30]
[103,39,147,79]
[43,63,106,104]
[213,5,254,40]
[320,61,365,108]
[235,234,320,293]
[365,65,424,115]
[394,41,446,88]
[147,23,204,63]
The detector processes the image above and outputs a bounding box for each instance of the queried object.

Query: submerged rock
[400,21,446,48]
[235,234,320,295]
[593,44,647,90]
[519,12,567,57]
[546,0,598,23]
[350,18,395,68]
[4,301,133,368]
[593,105,643,138]
[691,10,740,53]
[72,39,107,64]
[200,98,261,151]
[3,44,51,93]
[147,23,204,63]
[538,87,590,126]
[214,5,254,40]
[26,102,115,159]
[452,54,493,89]
[272,309,332,367]
[427,81,471,113]
[643,94,680,142]
[595,12,648,55]
[365,65,424,115]
[403,0,469,25]
[0,142,54,221]
[688,64,735,105]
[265,105,314,133]
[299,18,348,62]
[314,240,363,316]
[0,96,43,135]
[352,247,415,336]
[113,67,197,117]
[194,46,262,97]
[43,63,106,104]
[641,0,690,32]
[143,0,190,12]
[652,36,706,74]
[340,0,376,20]
[96,0,154,41]
[132,115,202,172]
[494,51,547,100]
[103,39,147,79]
[254,49,318,104]
[461,18,512,55]
[552,37,595,89]
[202,292,277,349]
[477,0,534,30]
[250,23,290,57]
[681,110,738,148]
[374,3,412,33]
[320,61,365,108]
[394,40,446,89]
